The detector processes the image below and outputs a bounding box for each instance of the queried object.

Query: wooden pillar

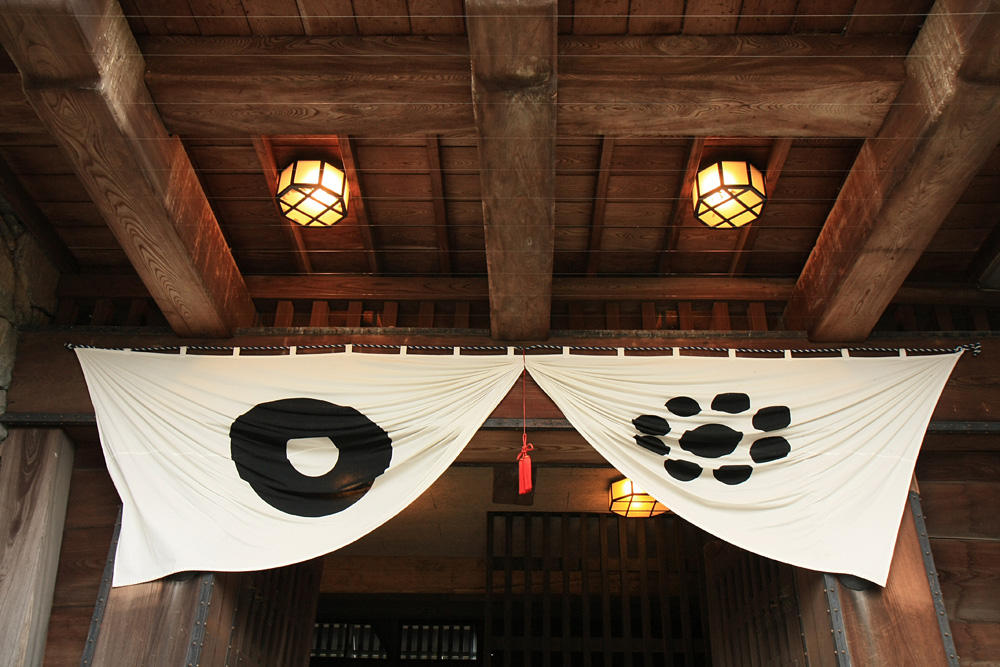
[797,491,954,665]
[88,559,322,666]
[0,429,74,667]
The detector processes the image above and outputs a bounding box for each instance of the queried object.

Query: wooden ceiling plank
[0,1,255,337]
[141,33,907,139]
[0,155,78,273]
[338,136,379,274]
[468,0,556,340]
[426,135,452,274]
[251,136,313,273]
[658,137,705,274]
[585,136,614,275]
[683,0,741,34]
[785,3,1000,341]
[728,138,793,276]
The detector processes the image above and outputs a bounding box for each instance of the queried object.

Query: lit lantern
[276,160,349,227]
[692,160,766,228]
[609,478,668,518]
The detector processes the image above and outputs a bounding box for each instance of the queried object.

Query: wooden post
[0,429,74,667]
[796,490,954,665]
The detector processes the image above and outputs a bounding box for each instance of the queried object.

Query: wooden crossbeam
[785,3,1000,341]
[468,0,556,340]
[140,34,906,138]
[0,1,255,337]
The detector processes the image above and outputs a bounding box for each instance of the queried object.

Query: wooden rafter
[338,136,379,274]
[251,136,313,274]
[426,135,452,274]
[785,3,1000,341]
[728,138,793,276]
[585,136,614,275]
[140,34,906,138]
[0,0,255,337]
[0,155,77,273]
[658,137,705,274]
[468,0,556,340]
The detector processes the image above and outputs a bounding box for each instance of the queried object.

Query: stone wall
[0,198,60,440]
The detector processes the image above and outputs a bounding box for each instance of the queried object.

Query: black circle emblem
[230,398,392,517]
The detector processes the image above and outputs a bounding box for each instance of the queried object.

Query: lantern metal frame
[609,478,669,518]
[692,160,766,229]
[276,159,350,227]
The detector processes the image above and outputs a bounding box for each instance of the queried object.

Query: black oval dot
[712,392,750,414]
[634,434,670,456]
[714,465,752,485]
[666,396,700,417]
[679,423,742,458]
[750,436,791,463]
[753,405,791,432]
[633,414,670,436]
[665,458,702,481]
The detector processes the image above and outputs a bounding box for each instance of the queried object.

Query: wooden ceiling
[0,0,998,341]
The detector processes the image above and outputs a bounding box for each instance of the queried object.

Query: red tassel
[517,433,534,495]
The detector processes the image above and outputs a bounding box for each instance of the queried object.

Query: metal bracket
[81,506,122,666]
[184,574,215,667]
[909,490,960,666]
[822,573,853,667]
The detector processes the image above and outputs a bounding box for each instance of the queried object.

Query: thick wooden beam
[141,34,906,138]
[0,429,73,667]
[468,0,556,340]
[0,0,255,338]
[785,2,1000,341]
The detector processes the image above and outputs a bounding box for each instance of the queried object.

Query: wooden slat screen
[703,541,807,667]
[486,512,710,666]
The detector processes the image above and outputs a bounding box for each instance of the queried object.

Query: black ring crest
[230,398,392,517]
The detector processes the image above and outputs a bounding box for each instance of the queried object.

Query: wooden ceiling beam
[585,137,614,275]
[251,136,313,273]
[728,138,793,276]
[140,33,907,138]
[658,137,704,274]
[785,2,1000,341]
[467,0,556,340]
[338,136,379,274]
[425,135,452,274]
[59,273,999,306]
[0,0,255,337]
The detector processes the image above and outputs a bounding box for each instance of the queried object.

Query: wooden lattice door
[486,512,711,667]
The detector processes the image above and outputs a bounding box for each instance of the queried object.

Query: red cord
[518,348,533,494]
